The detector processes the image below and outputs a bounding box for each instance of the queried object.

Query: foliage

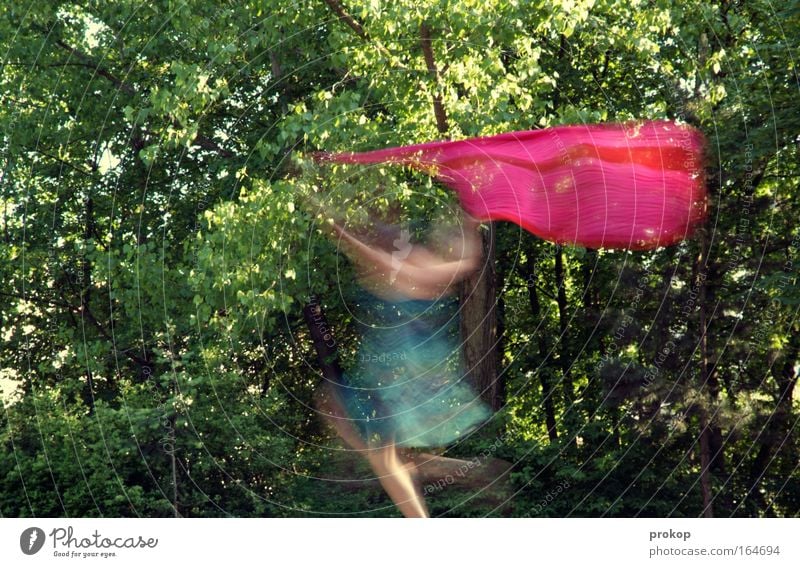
[1,0,798,517]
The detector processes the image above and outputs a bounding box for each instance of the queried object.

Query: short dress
[330,287,491,448]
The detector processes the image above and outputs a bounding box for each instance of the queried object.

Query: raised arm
[331,222,479,289]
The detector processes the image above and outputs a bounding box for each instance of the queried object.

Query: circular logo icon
[20,527,46,555]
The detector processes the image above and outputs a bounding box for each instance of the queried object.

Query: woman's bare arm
[331,222,479,288]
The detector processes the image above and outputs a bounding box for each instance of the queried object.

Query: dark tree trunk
[748,328,800,512]
[417,22,501,409]
[522,242,557,441]
[81,196,96,413]
[494,257,508,411]
[554,245,572,403]
[420,22,449,135]
[699,411,714,517]
[169,413,180,518]
[303,296,343,383]
[460,224,500,410]
[695,228,714,518]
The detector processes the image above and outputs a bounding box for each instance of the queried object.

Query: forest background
[1,0,798,517]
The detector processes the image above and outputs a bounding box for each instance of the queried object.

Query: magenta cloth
[315,120,707,250]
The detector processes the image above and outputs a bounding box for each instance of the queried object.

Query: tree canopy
[1,0,798,517]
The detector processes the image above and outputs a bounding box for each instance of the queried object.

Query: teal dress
[331,288,491,448]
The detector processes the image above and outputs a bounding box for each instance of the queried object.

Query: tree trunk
[81,196,96,413]
[418,22,500,408]
[748,327,800,512]
[169,413,180,517]
[699,411,714,518]
[303,296,343,383]
[419,22,449,135]
[522,242,557,441]
[494,261,508,411]
[460,224,500,409]
[695,227,714,518]
[554,245,572,403]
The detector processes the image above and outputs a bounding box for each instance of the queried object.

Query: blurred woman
[315,210,490,517]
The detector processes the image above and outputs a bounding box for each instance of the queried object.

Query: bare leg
[367,441,429,518]
[315,384,429,517]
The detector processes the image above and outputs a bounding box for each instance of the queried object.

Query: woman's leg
[367,441,429,518]
[316,383,429,517]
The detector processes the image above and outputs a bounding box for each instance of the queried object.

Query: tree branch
[25,146,94,178]
[320,0,405,68]
[0,287,152,369]
[321,0,368,41]
[46,34,136,96]
[191,131,234,158]
[419,22,449,135]
[35,25,234,160]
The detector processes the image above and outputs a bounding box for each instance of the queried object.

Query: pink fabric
[315,120,707,250]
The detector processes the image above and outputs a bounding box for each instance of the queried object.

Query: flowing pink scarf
[315,120,707,250]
